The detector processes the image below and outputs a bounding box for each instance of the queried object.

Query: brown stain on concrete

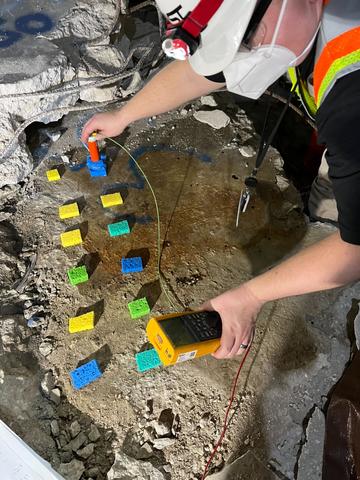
[67,148,307,283]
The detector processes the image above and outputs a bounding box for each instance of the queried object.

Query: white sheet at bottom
[0,419,64,480]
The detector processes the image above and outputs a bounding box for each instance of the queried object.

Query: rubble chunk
[69,421,81,439]
[69,432,87,452]
[107,452,165,480]
[58,459,85,480]
[77,443,95,459]
[193,110,230,129]
[50,420,60,437]
[152,437,176,450]
[200,95,218,107]
[88,424,101,442]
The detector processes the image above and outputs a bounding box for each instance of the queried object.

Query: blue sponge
[86,155,107,177]
[121,257,143,274]
[135,349,162,372]
[70,359,102,389]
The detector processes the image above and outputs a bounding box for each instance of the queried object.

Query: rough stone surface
[0,316,26,353]
[69,432,87,452]
[207,451,278,479]
[69,420,81,438]
[354,309,360,350]
[78,44,125,102]
[51,420,60,437]
[40,371,55,398]
[39,339,54,357]
[0,0,156,186]
[152,437,176,450]
[50,387,61,405]
[58,459,85,480]
[151,408,174,437]
[45,0,117,41]
[0,115,33,187]
[297,407,325,480]
[76,443,95,459]
[137,442,153,459]
[262,286,349,479]
[193,109,230,129]
[107,452,165,480]
[239,144,256,158]
[201,95,218,107]
[88,424,101,442]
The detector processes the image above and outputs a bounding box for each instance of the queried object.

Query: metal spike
[236,189,251,227]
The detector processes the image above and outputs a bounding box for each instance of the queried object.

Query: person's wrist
[114,107,132,130]
[238,282,265,310]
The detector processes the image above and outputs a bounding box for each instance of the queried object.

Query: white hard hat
[156,0,258,76]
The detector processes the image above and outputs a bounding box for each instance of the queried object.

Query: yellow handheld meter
[146,310,222,366]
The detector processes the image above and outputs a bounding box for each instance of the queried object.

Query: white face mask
[224,44,296,99]
[223,0,319,99]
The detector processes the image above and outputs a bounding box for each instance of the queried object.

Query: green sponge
[67,265,88,286]
[128,297,150,319]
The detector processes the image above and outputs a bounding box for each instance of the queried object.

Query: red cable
[201,344,252,480]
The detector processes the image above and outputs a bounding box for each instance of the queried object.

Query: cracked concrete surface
[0,1,356,479]
[0,95,355,479]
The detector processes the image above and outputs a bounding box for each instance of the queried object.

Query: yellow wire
[106,137,177,310]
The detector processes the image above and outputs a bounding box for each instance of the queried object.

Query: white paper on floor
[0,419,64,480]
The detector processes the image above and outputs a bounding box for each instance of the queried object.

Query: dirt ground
[0,100,354,480]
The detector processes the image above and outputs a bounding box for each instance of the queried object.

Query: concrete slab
[3,101,352,479]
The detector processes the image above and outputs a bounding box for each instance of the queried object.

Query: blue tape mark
[114,144,213,191]
[0,18,22,48]
[0,13,53,49]
[15,13,53,35]
[73,142,213,190]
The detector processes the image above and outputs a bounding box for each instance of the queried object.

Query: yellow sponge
[100,192,123,208]
[59,202,80,220]
[47,169,61,182]
[60,229,82,248]
[69,311,94,333]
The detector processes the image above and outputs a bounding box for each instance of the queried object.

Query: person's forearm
[119,60,224,124]
[245,232,360,303]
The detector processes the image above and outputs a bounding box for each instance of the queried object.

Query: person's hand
[81,110,128,142]
[201,284,263,359]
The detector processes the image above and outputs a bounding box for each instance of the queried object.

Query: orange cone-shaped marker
[88,133,100,162]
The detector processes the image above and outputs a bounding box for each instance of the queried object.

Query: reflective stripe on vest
[314,26,360,107]
[288,67,317,120]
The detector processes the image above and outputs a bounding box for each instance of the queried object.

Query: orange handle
[88,136,100,162]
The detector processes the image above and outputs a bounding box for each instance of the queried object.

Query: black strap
[256,91,293,170]
[245,84,297,188]
[243,0,273,46]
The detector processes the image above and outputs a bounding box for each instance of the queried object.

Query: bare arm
[206,232,360,358]
[82,60,224,141]
[247,231,360,301]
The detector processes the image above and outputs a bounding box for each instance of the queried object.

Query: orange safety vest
[313,1,360,108]
[289,0,360,116]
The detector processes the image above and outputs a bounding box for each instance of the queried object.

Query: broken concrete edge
[295,406,325,480]
[0,46,153,179]
[0,0,161,187]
